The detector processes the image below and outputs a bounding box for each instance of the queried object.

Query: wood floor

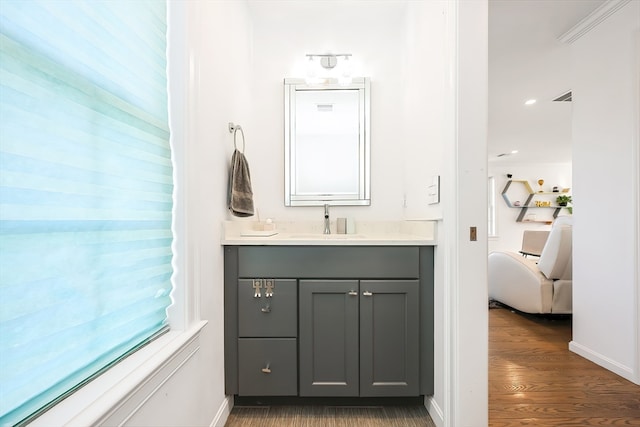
[489,305,640,426]
[226,306,640,426]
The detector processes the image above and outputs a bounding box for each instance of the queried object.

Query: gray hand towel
[228,149,255,217]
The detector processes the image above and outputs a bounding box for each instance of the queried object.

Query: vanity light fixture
[305,53,353,86]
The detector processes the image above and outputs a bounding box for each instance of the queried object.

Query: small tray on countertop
[240,230,279,237]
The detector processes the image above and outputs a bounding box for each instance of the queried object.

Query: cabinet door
[299,280,359,396]
[359,280,420,397]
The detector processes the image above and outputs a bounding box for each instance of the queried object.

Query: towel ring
[230,123,246,153]
[234,127,245,153]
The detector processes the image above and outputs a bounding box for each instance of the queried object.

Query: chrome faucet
[323,204,331,234]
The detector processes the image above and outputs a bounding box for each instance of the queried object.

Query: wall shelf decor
[501,179,570,223]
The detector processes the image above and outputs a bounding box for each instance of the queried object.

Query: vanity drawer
[238,279,297,337]
[238,338,297,396]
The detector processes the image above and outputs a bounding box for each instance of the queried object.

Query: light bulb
[305,56,319,85]
[338,56,352,86]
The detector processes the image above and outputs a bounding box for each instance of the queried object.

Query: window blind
[0,2,173,425]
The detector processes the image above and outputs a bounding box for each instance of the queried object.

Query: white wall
[187,0,255,422]
[401,4,449,424]
[488,162,572,253]
[239,0,448,223]
[445,1,489,424]
[402,1,447,221]
[568,0,639,384]
[246,1,409,222]
[129,1,255,425]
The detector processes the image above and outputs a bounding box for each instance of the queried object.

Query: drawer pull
[265,279,274,297]
[261,364,271,374]
[261,304,271,313]
[348,290,358,296]
[253,279,262,298]
[362,291,373,296]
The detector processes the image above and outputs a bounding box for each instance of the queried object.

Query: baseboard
[425,395,444,427]
[210,395,233,427]
[569,340,638,384]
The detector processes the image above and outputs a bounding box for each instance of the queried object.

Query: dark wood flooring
[489,304,640,426]
[225,306,640,426]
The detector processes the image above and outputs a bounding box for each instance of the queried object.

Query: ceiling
[488,0,606,164]
[248,0,607,165]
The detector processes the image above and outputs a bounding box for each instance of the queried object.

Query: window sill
[29,321,208,427]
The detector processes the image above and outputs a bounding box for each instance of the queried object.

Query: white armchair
[488,217,573,314]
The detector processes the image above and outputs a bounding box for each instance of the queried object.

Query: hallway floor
[489,305,640,426]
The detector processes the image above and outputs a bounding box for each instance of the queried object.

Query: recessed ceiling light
[511,150,519,154]
[524,99,536,105]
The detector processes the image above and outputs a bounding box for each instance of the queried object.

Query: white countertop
[221,220,437,246]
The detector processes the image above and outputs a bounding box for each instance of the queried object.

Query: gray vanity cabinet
[299,279,419,397]
[224,245,434,399]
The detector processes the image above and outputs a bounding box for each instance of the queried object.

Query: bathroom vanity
[222,222,436,401]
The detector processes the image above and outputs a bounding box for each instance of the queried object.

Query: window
[488,176,497,237]
[0,2,173,425]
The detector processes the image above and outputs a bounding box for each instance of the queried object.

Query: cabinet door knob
[261,304,271,313]
[362,291,373,296]
[261,364,271,374]
[348,290,358,296]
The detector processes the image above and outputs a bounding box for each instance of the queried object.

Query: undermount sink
[288,233,366,239]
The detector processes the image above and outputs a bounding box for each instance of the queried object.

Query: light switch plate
[427,175,440,205]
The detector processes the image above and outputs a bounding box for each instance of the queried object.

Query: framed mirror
[284,77,370,206]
